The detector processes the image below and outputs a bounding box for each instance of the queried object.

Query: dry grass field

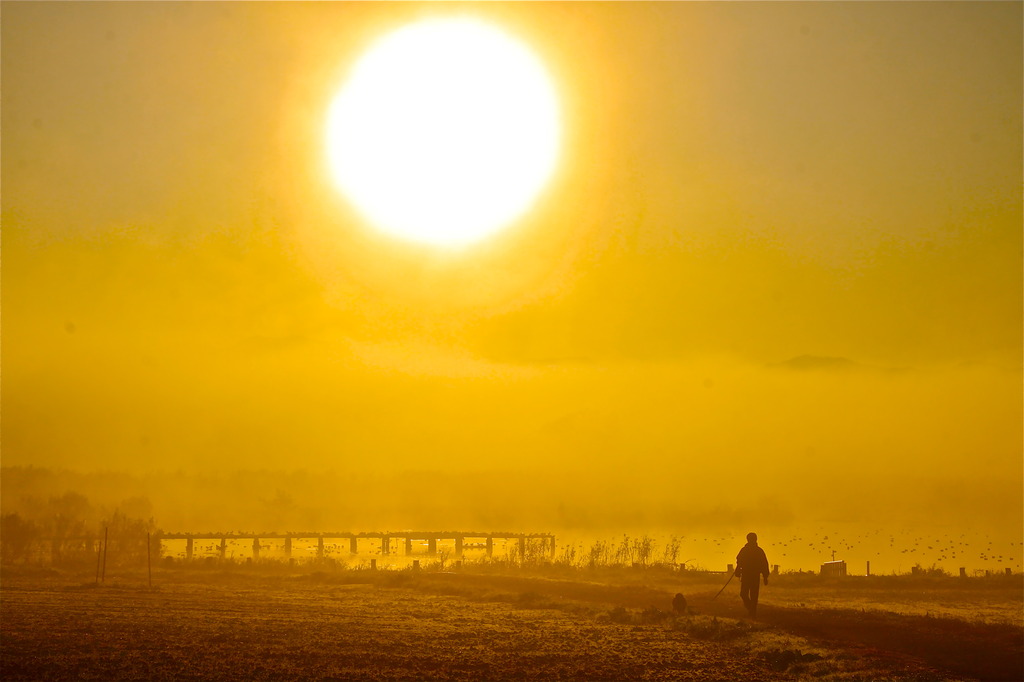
[2,565,1020,681]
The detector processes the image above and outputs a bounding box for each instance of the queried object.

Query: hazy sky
[2,2,1020,532]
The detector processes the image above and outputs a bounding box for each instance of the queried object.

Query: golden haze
[1,2,1021,569]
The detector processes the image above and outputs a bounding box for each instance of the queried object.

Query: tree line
[1,491,157,566]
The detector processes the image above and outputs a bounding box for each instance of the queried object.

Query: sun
[325,18,560,247]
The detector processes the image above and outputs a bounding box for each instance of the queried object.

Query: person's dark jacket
[736,543,769,580]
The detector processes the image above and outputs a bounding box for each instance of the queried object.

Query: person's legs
[747,579,761,617]
[739,579,754,615]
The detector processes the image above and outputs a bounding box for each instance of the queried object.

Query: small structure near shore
[820,559,847,577]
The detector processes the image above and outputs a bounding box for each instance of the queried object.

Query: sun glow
[326,18,561,246]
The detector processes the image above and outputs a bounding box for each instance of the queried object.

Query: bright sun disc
[326,18,560,246]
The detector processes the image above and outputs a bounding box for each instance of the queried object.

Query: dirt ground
[1,566,1020,681]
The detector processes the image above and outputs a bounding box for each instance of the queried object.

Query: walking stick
[711,571,736,601]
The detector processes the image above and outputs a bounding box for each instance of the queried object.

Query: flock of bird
[751,529,1020,572]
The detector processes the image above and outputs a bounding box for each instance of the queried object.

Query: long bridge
[158,531,556,561]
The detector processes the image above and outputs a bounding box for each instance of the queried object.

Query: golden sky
[2,2,1020,532]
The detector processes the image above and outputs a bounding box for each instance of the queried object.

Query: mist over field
[4,347,1020,566]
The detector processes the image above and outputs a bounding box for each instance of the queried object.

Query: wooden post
[959,567,967,578]
[405,538,413,555]
[865,561,870,577]
[101,527,108,582]
[218,537,227,561]
[727,563,733,574]
[428,538,437,556]
[370,559,377,570]
[147,532,152,589]
[317,536,324,560]
[1006,568,1013,576]
[455,536,464,557]
[412,559,420,571]
[486,536,493,557]
[95,538,102,584]
[252,537,261,560]
[284,536,292,559]
[518,536,526,564]
[186,536,194,560]
[382,536,390,555]
[350,537,358,555]
[772,564,779,576]
[549,536,556,559]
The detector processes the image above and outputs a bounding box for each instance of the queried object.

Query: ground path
[416,572,1023,682]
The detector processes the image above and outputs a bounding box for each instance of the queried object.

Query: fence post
[147,532,152,588]
[101,527,109,582]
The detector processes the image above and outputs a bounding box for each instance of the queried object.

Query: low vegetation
[5,563,992,681]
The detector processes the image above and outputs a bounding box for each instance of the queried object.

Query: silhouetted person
[735,532,769,617]
[672,593,688,615]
